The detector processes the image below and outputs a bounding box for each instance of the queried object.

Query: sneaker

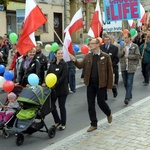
[145,83,149,86]
[107,115,112,123]
[87,126,97,132]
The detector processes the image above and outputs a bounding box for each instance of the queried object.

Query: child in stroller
[0,92,19,127]
[0,85,23,138]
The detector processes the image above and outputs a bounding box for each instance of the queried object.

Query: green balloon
[51,42,59,52]
[85,38,89,44]
[130,28,136,37]
[9,32,18,44]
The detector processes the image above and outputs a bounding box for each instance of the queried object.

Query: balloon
[28,73,39,86]
[123,29,129,34]
[0,76,6,88]
[81,45,89,54]
[130,28,136,37]
[85,38,89,44]
[97,37,103,45]
[3,71,14,81]
[51,43,59,53]
[9,32,18,44]
[0,65,5,74]
[45,44,51,52]
[3,81,15,93]
[120,41,124,46]
[45,73,57,88]
[73,45,80,52]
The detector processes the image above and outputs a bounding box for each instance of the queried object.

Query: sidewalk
[43,96,150,150]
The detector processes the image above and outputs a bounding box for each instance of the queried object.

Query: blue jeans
[121,71,135,100]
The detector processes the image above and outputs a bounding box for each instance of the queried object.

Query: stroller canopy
[17,85,51,105]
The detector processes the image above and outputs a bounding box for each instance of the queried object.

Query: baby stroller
[13,85,56,146]
[0,85,23,139]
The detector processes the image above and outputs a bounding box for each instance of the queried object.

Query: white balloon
[0,76,6,88]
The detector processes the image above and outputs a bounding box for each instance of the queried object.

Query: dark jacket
[140,42,150,64]
[74,51,113,89]
[100,43,119,69]
[35,51,48,84]
[47,59,69,96]
[0,44,9,66]
[18,56,41,87]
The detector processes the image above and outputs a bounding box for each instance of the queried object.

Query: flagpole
[47,21,69,53]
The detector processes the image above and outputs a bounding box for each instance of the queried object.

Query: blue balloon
[73,45,80,52]
[0,65,5,74]
[28,73,39,86]
[120,41,124,46]
[3,71,14,80]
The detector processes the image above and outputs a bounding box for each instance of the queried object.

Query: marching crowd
[0,29,150,132]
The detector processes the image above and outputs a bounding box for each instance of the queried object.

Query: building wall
[0,11,7,35]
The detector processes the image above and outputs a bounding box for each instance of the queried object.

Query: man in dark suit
[100,34,119,99]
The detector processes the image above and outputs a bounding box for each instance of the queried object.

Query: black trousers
[87,85,111,127]
[113,65,119,85]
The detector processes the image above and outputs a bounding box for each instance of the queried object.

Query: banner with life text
[103,0,141,22]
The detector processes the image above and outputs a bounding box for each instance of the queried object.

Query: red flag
[64,8,83,35]
[17,0,47,55]
[88,1,102,38]
[62,30,73,62]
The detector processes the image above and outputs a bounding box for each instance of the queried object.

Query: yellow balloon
[45,73,57,88]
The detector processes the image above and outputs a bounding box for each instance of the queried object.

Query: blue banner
[103,0,141,22]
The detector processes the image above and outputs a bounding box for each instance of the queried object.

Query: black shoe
[112,86,118,98]
[124,99,129,105]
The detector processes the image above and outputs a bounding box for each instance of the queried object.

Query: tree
[0,0,10,6]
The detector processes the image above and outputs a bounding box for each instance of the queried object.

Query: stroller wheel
[16,134,24,146]
[2,129,9,139]
[48,126,56,138]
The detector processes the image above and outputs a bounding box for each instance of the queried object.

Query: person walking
[119,33,140,105]
[35,41,48,85]
[139,34,150,86]
[46,49,69,130]
[70,38,113,132]
[100,34,119,99]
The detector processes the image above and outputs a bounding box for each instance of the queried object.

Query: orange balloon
[3,81,14,93]
[97,37,102,45]
[123,29,129,34]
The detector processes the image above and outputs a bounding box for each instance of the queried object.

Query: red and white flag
[17,0,47,55]
[64,8,83,35]
[62,30,73,62]
[128,20,135,28]
[137,4,147,27]
[88,1,102,38]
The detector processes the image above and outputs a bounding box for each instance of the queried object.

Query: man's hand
[69,54,76,62]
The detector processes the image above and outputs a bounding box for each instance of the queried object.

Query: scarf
[24,57,33,69]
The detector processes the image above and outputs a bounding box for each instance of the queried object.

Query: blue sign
[103,0,141,22]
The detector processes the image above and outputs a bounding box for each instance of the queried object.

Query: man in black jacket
[100,34,119,99]
[35,41,48,85]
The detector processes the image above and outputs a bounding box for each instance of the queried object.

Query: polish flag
[17,0,47,55]
[64,8,83,35]
[128,20,135,28]
[137,4,146,27]
[88,1,102,38]
[62,30,73,62]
